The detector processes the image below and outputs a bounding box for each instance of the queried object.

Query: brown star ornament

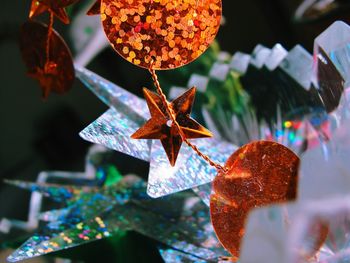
[131,87,213,166]
[29,0,78,24]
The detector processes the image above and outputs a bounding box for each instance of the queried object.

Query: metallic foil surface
[20,21,74,98]
[193,183,212,206]
[3,180,87,203]
[76,66,237,197]
[147,138,236,198]
[210,141,299,258]
[101,0,222,69]
[7,176,227,262]
[159,247,209,263]
[132,87,212,166]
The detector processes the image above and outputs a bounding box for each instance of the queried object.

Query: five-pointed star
[29,0,74,24]
[131,87,213,166]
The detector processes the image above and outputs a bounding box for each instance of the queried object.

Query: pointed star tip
[169,159,176,167]
[130,133,138,139]
[142,87,151,94]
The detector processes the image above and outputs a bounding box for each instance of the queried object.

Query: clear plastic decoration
[76,66,237,198]
[312,21,348,113]
[300,117,350,201]
[240,197,350,263]
[240,109,350,263]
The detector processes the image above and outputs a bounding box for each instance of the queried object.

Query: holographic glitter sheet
[8,176,226,262]
[159,248,208,263]
[80,108,151,162]
[4,180,87,203]
[77,66,152,161]
[75,66,149,119]
[147,138,236,198]
[193,183,212,206]
[77,66,237,198]
[101,0,222,69]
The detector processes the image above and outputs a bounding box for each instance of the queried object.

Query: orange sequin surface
[210,141,300,259]
[101,0,222,70]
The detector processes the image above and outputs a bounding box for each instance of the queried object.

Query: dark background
[0,0,349,262]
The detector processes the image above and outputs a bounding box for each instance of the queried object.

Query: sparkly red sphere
[210,141,300,258]
[101,0,222,70]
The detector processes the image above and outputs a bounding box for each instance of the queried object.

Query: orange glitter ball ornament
[210,141,300,259]
[101,0,222,70]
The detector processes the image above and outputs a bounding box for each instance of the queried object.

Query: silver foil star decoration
[76,66,236,198]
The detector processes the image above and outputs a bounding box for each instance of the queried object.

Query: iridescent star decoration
[29,0,78,24]
[132,88,213,166]
[76,66,236,198]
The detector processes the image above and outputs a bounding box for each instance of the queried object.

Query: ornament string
[148,64,227,173]
[45,11,54,71]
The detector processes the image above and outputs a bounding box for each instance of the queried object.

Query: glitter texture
[210,141,300,258]
[193,183,212,206]
[101,0,222,69]
[7,176,227,262]
[76,66,237,197]
[147,138,235,198]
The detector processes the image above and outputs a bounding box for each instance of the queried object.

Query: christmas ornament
[210,141,300,259]
[5,175,227,262]
[20,21,75,98]
[101,0,222,70]
[131,87,212,165]
[20,0,78,98]
[29,0,78,24]
[12,0,350,259]
[76,66,236,198]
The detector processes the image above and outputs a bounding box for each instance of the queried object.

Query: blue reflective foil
[8,177,227,262]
